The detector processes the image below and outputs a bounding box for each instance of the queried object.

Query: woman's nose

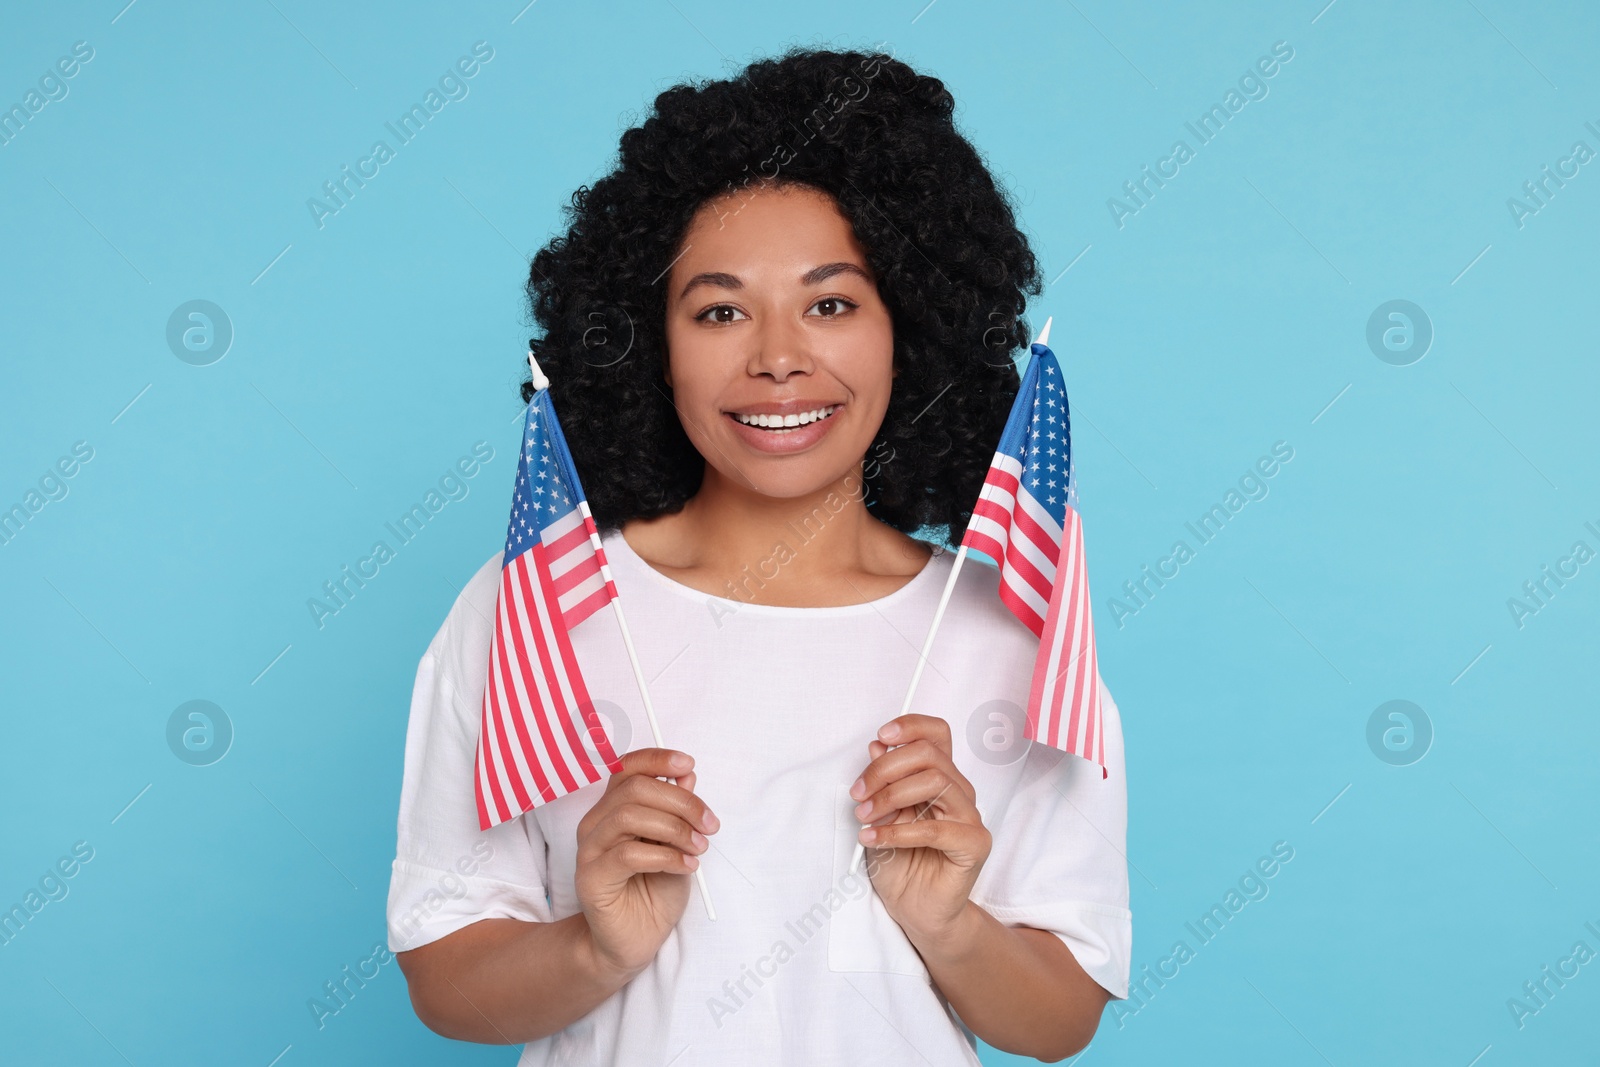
[745,318,815,381]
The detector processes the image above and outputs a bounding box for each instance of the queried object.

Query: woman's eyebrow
[676,261,872,303]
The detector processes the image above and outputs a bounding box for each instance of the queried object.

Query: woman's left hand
[850,713,992,950]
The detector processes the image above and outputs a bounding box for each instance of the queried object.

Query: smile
[729,405,840,433]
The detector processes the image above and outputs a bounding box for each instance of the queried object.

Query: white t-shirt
[386,526,1131,1065]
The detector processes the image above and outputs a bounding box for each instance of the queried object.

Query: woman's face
[662,181,894,501]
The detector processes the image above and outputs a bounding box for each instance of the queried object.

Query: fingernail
[879,722,900,741]
[859,826,878,844]
[670,752,692,771]
[690,831,708,850]
[702,810,720,832]
[849,777,866,800]
[855,800,873,819]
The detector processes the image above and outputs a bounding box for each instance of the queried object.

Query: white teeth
[732,405,838,430]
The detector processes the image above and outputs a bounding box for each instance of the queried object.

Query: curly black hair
[520,44,1042,547]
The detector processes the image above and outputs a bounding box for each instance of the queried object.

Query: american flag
[474,387,625,830]
[961,341,1106,778]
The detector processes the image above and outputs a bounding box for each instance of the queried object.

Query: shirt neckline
[602,525,948,618]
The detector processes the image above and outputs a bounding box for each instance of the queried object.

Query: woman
[386,46,1130,1064]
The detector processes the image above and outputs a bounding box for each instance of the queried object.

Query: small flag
[474,387,625,830]
[961,341,1106,778]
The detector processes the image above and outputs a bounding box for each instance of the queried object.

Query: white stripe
[999,560,1049,626]
[1076,524,1101,762]
[991,451,1022,479]
[1005,502,1058,587]
[1062,513,1092,756]
[964,511,1011,554]
[1036,508,1081,747]
[508,552,586,792]
[1016,483,1065,549]
[557,567,607,617]
[540,509,586,578]
[493,561,551,803]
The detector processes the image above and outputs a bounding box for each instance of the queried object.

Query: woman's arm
[397,913,642,1043]
[910,901,1110,1061]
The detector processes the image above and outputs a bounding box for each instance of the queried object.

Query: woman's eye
[808,297,858,318]
[695,304,748,324]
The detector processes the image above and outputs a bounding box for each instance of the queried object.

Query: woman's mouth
[729,405,840,433]
[723,403,844,454]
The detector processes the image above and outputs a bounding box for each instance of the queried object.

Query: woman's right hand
[573,748,718,980]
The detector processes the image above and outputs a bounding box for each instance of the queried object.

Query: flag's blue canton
[999,342,1076,527]
[505,392,583,558]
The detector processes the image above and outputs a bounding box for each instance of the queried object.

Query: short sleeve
[968,673,1132,1000]
[386,640,554,954]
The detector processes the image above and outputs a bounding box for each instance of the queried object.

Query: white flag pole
[607,596,717,920]
[849,318,1052,875]
[531,351,717,921]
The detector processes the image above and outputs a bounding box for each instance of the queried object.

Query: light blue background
[3,1,1596,1063]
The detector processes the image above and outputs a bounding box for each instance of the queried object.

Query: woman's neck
[620,463,933,607]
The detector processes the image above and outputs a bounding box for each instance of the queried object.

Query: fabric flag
[474,387,625,830]
[961,341,1106,778]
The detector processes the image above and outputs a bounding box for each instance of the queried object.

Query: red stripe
[546,521,588,560]
[1055,518,1087,753]
[553,552,601,598]
[998,576,1044,638]
[507,553,581,796]
[478,622,517,826]
[1011,491,1062,569]
[472,705,499,830]
[962,525,1005,563]
[543,558,622,780]
[1029,549,1068,748]
[484,593,527,819]
[563,583,612,630]
[525,545,605,785]
[1000,515,1053,604]
[492,616,554,810]
[491,571,539,811]
[1069,513,1097,766]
